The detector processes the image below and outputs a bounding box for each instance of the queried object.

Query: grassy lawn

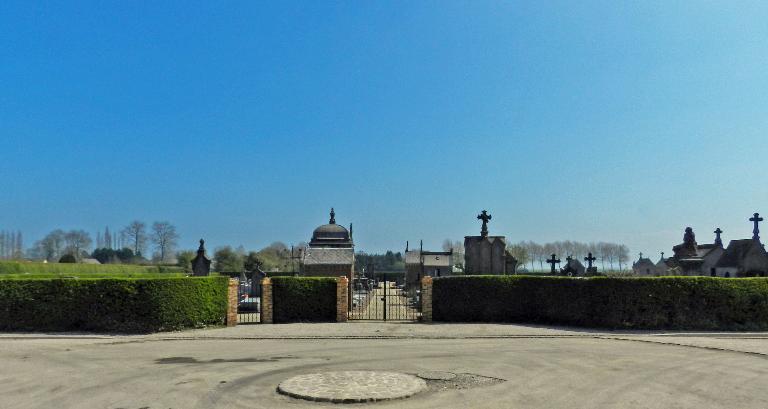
[0,261,188,279]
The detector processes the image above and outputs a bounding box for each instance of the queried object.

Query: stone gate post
[261,277,273,324]
[336,276,349,322]
[421,276,433,323]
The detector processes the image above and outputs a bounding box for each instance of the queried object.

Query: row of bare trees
[0,231,23,259]
[28,221,179,263]
[511,241,631,272]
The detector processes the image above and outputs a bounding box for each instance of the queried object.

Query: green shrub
[0,277,229,333]
[58,254,77,263]
[0,260,184,278]
[432,276,768,330]
[272,277,337,323]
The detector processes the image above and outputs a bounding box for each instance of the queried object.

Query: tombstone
[191,238,212,276]
[751,213,763,241]
[546,254,561,274]
[560,255,585,276]
[464,210,510,274]
[714,228,724,247]
[584,252,598,274]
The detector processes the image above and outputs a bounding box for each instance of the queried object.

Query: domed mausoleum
[302,208,355,280]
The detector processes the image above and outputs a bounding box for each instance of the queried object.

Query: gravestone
[464,210,509,274]
[191,238,212,276]
[561,255,585,276]
[546,254,560,274]
[751,213,763,241]
[584,252,598,274]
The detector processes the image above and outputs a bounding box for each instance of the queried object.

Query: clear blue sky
[2,1,767,258]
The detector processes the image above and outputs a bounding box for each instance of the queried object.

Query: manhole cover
[277,371,427,403]
[417,371,457,381]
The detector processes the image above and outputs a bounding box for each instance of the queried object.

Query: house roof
[633,258,655,268]
[714,239,762,268]
[696,244,720,258]
[303,248,354,265]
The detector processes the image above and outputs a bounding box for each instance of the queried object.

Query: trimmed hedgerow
[272,277,337,323]
[0,277,229,333]
[432,276,768,330]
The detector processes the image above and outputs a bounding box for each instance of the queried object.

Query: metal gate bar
[349,268,420,321]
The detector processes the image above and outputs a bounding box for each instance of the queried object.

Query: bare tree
[618,244,630,271]
[121,221,147,257]
[64,230,92,259]
[151,221,179,263]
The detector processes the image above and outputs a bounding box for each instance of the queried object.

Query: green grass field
[0,261,188,279]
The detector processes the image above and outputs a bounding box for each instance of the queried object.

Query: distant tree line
[506,241,631,272]
[26,220,179,264]
[193,242,306,274]
[355,251,405,273]
[0,230,24,259]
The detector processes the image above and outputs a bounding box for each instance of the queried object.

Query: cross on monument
[584,252,596,268]
[660,251,665,259]
[639,252,643,260]
[546,254,561,274]
[477,210,492,237]
[750,213,763,241]
[714,228,723,246]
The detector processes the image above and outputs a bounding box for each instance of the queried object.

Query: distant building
[714,239,768,277]
[661,214,768,277]
[302,208,355,281]
[632,254,656,276]
[654,252,668,275]
[404,241,453,289]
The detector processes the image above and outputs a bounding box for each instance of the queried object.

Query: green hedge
[0,260,184,278]
[272,277,337,323]
[432,276,768,330]
[0,277,229,333]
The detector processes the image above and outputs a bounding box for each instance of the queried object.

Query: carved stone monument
[464,210,514,274]
[584,252,598,274]
[191,238,212,276]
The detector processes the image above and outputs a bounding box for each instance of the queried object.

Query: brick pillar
[421,276,433,323]
[261,277,273,324]
[226,278,238,326]
[336,276,349,322]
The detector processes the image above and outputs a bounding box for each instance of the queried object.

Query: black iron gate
[235,271,264,324]
[349,267,420,321]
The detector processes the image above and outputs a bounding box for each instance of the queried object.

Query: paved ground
[2,323,768,408]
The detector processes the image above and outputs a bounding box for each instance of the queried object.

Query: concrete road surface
[1,323,767,408]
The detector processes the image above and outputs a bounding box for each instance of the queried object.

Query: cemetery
[3,208,768,335]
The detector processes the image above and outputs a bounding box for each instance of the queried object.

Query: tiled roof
[303,248,354,265]
[714,239,760,268]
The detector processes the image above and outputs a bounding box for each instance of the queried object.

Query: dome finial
[329,208,336,224]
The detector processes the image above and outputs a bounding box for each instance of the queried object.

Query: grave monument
[191,238,211,276]
[464,210,517,274]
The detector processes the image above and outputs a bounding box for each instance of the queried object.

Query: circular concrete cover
[277,371,427,403]
[417,371,457,381]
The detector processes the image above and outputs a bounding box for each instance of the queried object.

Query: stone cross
[639,252,643,260]
[546,254,560,274]
[584,253,596,268]
[660,251,665,259]
[750,213,762,241]
[477,210,492,237]
[714,228,723,246]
